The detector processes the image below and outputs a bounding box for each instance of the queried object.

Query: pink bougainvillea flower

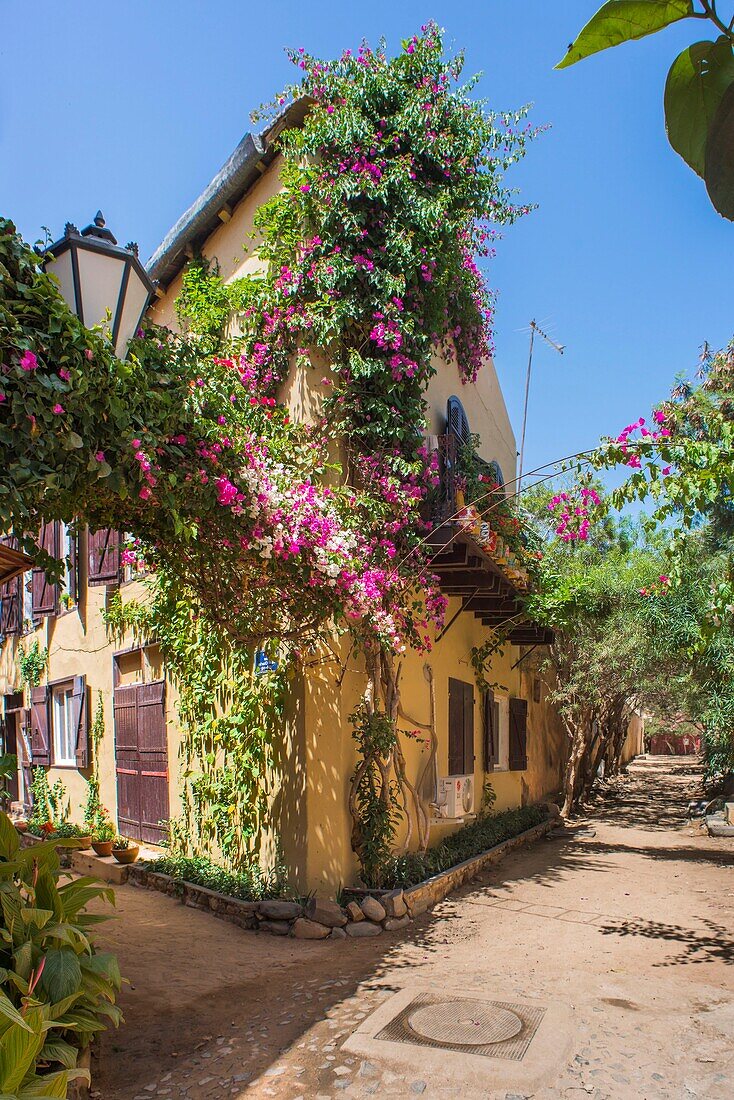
[300,184,311,193]
[52,403,64,415]
[138,486,152,500]
[662,466,671,476]
[653,410,665,423]
[84,348,94,361]
[0,393,5,403]
[19,350,38,371]
[95,450,105,462]
[132,438,141,448]
[58,368,71,381]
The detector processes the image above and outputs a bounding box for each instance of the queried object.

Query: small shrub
[82,775,108,836]
[28,770,68,836]
[49,822,85,840]
[146,854,291,901]
[92,820,116,842]
[372,804,549,890]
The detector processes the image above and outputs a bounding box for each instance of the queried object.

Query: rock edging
[127,811,556,941]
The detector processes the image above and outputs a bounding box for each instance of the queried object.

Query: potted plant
[91,820,116,857]
[52,822,92,850]
[111,835,139,864]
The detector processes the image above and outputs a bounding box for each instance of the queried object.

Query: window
[59,523,75,609]
[52,683,76,766]
[22,572,33,633]
[448,677,474,776]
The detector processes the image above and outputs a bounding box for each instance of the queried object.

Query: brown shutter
[72,675,89,768]
[30,685,50,766]
[138,681,168,843]
[483,690,499,770]
[448,677,463,775]
[0,537,23,637]
[446,395,470,445]
[68,532,79,603]
[88,529,120,587]
[509,697,528,771]
[448,678,474,775]
[462,680,474,774]
[0,575,22,637]
[31,522,59,618]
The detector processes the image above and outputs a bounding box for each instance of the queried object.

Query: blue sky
[2,2,730,479]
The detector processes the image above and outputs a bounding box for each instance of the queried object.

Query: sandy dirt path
[94,757,734,1099]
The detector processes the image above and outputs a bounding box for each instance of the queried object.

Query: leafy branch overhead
[556,0,734,219]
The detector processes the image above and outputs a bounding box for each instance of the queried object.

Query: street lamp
[42,212,156,359]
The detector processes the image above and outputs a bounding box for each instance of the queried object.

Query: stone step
[70,845,160,884]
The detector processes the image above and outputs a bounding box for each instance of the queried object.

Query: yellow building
[0,104,571,894]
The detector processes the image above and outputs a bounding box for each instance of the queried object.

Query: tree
[557,1,734,219]
[525,494,698,813]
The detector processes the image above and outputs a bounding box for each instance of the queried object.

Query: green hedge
[375,804,549,890]
[145,855,290,901]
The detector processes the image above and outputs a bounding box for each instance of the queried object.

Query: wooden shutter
[509,697,528,771]
[448,678,474,776]
[31,522,59,618]
[68,532,79,603]
[446,396,470,445]
[483,690,500,770]
[72,675,89,768]
[0,537,23,637]
[0,575,22,637]
[88,529,120,586]
[30,685,50,766]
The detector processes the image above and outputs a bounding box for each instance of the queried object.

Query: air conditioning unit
[436,775,475,819]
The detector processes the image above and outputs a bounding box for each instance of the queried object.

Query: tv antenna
[518,319,565,492]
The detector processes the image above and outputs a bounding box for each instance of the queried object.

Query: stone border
[127,812,556,941]
[19,831,74,868]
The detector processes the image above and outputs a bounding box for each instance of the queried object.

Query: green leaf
[664,38,734,176]
[38,1038,78,1070]
[0,991,32,1033]
[39,949,82,1004]
[0,816,19,861]
[0,1017,45,1093]
[20,910,53,931]
[19,1068,82,1098]
[705,79,734,218]
[556,0,693,69]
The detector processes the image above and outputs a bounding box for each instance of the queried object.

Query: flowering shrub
[1,25,535,872]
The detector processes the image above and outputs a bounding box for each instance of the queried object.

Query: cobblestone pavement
[96,758,734,1099]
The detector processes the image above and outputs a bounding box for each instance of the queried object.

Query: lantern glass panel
[74,245,126,334]
[44,249,77,315]
[114,268,150,357]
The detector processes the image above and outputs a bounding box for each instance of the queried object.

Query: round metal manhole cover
[406,1001,523,1046]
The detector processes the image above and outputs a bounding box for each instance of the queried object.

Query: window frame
[51,680,76,768]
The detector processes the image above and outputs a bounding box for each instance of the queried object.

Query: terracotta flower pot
[92,840,113,857]
[77,835,93,851]
[112,845,139,865]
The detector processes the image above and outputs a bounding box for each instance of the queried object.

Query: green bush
[48,822,86,840]
[374,804,549,890]
[146,854,290,901]
[28,770,68,837]
[0,811,122,1097]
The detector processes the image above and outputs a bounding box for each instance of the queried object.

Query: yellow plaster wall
[620,711,645,767]
[147,154,286,333]
[297,604,566,895]
[0,537,184,838]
